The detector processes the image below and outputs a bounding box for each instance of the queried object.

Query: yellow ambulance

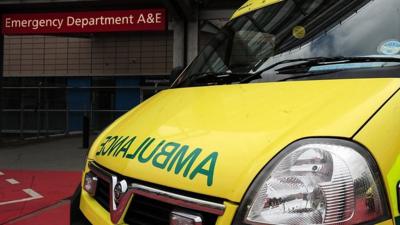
[79,0,400,224]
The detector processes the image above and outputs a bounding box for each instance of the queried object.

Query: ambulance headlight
[234,139,389,225]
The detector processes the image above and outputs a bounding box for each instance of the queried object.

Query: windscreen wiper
[189,71,252,84]
[240,57,331,83]
[275,56,400,74]
[241,56,400,83]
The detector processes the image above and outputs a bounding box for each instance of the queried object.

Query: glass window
[175,0,400,87]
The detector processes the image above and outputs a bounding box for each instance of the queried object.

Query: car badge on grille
[114,179,128,204]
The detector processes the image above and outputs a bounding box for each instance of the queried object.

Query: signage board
[2,9,166,35]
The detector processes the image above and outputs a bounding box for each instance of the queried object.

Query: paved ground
[0,137,88,171]
[0,137,91,225]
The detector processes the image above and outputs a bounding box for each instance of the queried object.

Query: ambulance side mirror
[170,66,184,85]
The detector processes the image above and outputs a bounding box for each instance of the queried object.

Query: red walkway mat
[0,170,81,224]
[5,202,70,225]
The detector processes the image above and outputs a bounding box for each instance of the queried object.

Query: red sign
[1,9,166,35]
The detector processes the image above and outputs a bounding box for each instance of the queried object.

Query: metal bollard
[82,115,90,149]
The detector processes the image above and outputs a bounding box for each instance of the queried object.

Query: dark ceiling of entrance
[0,0,245,21]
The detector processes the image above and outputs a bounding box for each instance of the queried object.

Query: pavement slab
[0,137,88,171]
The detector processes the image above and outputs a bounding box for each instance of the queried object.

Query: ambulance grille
[94,177,110,211]
[90,162,223,225]
[124,194,218,225]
